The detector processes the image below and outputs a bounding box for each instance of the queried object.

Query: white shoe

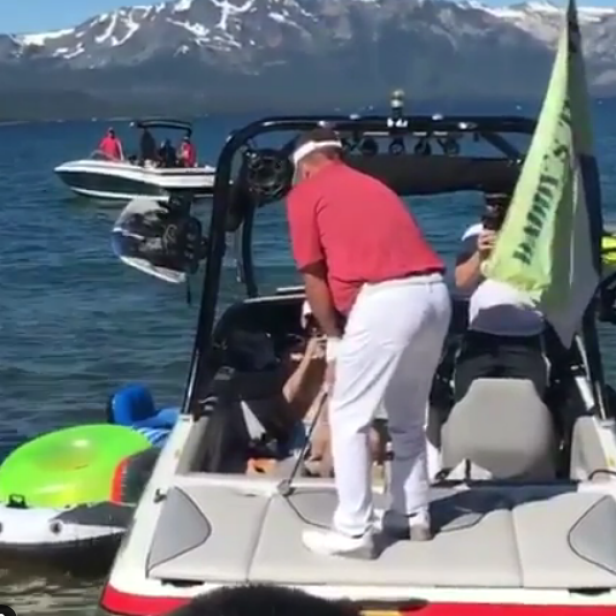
[301,527,376,559]
[382,509,433,541]
[409,510,433,541]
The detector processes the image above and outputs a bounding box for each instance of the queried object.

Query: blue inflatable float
[107,383,180,447]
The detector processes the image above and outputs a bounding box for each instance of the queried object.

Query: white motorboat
[54,119,216,202]
[98,18,616,614]
[101,126,616,616]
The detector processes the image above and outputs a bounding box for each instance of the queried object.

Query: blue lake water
[2,99,616,613]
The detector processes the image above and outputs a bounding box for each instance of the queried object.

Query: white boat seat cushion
[441,378,556,480]
[570,415,615,481]
[147,482,616,589]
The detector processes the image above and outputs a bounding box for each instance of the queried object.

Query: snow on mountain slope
[6,0,616,116]
[7,0,614,68]
[480,0,614,43]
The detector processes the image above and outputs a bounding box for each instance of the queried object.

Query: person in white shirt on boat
[454,193,548,401]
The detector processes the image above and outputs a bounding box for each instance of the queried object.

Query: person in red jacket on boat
[99,128,124,161]
[286,127,451,559]
[179,135,197,168]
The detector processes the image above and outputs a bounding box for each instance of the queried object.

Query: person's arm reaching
[286,189,342,341]
[282,337,322,407]
[302,263,341,339]
[455,252,483,292]
[303,262,342,383]
[454,228,496,293]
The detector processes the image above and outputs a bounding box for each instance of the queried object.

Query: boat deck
[144,478,616,590]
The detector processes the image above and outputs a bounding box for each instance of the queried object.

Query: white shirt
[457,223,544,337]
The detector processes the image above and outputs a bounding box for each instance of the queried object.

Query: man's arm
[282,338,321,405]
[286,189,341,339]
[455,251,483,292]
[454,227,495,292]
[302,262,341,339]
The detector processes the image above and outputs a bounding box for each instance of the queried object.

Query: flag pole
[566,0,608,419]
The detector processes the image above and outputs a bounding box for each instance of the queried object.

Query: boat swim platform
[144,477,616,590]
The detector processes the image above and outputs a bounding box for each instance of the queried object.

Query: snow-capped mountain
[6,0,615,66]
[1,0,616,118]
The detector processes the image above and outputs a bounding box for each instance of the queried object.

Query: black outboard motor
[111,196,207,284]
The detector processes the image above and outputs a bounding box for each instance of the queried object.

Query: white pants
[329,274,451,537]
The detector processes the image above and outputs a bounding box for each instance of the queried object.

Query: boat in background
[54,119,216,202]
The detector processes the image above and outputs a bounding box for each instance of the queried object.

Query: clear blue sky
[3,0,615,34]
[4,0,140,34]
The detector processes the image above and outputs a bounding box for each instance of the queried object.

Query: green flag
[482,0,602,347]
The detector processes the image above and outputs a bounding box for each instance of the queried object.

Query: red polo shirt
[99,135,122,160]
[286,161,444,314]
[180,142,197,167]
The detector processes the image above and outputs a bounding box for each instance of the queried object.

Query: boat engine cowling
[111,198,207,284]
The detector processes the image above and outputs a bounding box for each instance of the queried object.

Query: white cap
[291,139,343,167]
[291,131,343,184]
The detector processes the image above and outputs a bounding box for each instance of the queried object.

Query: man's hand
[477,229,496,259]
[306,336,326,360]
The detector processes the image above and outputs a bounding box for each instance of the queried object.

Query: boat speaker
[111,198,207,284]
[438,136,461,156]
[242,148,293,202]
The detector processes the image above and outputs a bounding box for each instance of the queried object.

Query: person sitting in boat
[179,134,197,168]
[298,302,384,478]
[98,128,124,161]
[139,128,157,165]
[158,139,177,168]
[243,304,329,469]
[106,383,179,447]
[454,192,547,401]
[236,300,383,473]
[202,302,385,476]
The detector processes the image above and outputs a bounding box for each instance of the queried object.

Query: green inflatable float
[0,424,151,508]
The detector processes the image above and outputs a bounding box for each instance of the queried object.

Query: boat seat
[570,415,616,481]
[441,378,557,481]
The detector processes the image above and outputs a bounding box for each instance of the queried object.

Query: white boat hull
[54,159,216,202]
[96,295,616,616]
[98,414,616,615]
[0,502,133,575]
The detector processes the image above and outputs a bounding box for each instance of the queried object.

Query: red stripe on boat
[109,457,129,504]
[100,584,616,616]
[101,585,187,614]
